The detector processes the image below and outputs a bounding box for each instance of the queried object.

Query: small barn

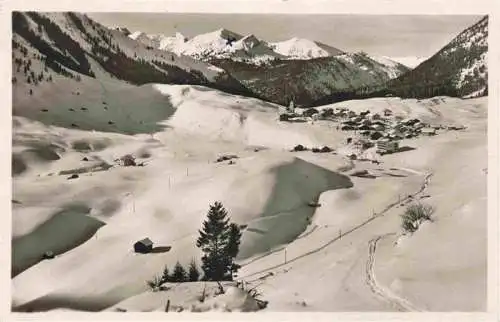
[303,108,319,118]
[134,238,154,253]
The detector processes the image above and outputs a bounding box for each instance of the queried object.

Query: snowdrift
[107,283,260,312]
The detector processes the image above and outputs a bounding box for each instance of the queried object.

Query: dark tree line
[161,260,201,283]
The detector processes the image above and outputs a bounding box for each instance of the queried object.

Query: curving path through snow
[364,170,433,311]
[365,234,423,312]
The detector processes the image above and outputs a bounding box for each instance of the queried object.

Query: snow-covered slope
[386,16,488,98]
[11,80,487,312]
[11,82,354,309]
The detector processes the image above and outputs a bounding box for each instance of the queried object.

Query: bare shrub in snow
[401,203,434,233]
[237,281,268,310]
[146,275,163,292]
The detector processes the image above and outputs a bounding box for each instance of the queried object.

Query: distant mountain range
[127,28,345,62]
[12,12,488,111]
[124,27,410,106]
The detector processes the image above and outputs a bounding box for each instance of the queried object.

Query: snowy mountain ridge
[127,28,349,63]
[385,15,488,98]
[12,12,256,101]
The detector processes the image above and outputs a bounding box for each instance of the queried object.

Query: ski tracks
[366,234,423,312]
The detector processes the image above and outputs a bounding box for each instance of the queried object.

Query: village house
[377,140,400,154]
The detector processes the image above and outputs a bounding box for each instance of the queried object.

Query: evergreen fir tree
[196,201,232,281]
[188,259,201,282]
[196,202,241,281]
[171,261,187,282]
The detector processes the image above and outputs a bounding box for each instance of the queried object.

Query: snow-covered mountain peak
[196,28,243,43]
[270,37,331,59]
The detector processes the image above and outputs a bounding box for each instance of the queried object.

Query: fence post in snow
[131,192,135,213]
[284,248,287,264]
[165,299,170,312]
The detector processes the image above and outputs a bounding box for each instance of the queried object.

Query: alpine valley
[11,12,488,313]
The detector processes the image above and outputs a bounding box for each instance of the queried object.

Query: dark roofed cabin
[134,238,154,253]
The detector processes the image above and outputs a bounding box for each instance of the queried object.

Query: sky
[87,13,482,66]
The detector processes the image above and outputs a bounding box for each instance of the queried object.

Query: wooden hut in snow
[134,238,154,253]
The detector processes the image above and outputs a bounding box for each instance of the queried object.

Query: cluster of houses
[332,108,437,140]
[333,107,442,154]
[278,101,448,155]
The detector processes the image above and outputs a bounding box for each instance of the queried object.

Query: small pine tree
[171,261,187,282]
[188,259,200,282]
[161,265,170,283]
